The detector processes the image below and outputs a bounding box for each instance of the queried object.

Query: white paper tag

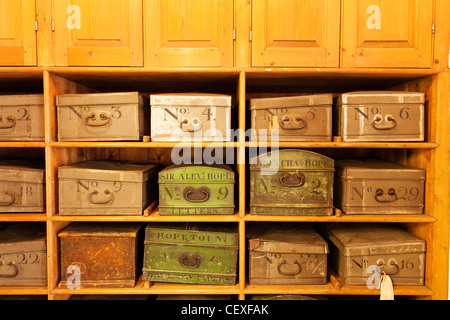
[380,274,394,300]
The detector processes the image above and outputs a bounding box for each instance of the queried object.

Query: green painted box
[250,149,335,215]
[158,164,235,215]
[142,223,238,285]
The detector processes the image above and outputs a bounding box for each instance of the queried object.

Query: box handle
[183,186,210,202]
[0,115,16,129]
[279,173,305,187]
[0,261,19,278]
[0,191,15,206]
[375,188,398,203]
[372,114,397,130]
[277,259,302,276]
[279,114,306,130]
[88,189,115,205]
[377,259,399,275]
[83,111,111,127]
[180,118,202,132]
[179,253,201,269]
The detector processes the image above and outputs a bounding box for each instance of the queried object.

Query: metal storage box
[143,223,238,285]
[58,223,143,288]
[334,91,425,142]
[334,159,425,215]
[0,223,47,286]
[0,94,45,141]
[250,149,335,215]
[249,94,333,142]
[323,223,426,286]
[0,159,45,213]
[150,93,232,142]
[56,92,149,141]
[247,223,328,285]
[58,160,161,216]
[158,164,235,215]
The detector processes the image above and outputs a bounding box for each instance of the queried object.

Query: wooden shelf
[0,142,46,148]
[244,213,436,223]
[0,213,47,222]
[52,276,241,295]
[48,141,240,148]
[243,284,434,296]
[0,286,48,295]
[50,211,241,222]
[245,141,440,149]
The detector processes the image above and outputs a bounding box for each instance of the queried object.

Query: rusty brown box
[250,94,333,141]
[247,223,328,285]
[56,92,149,141]
[0,223,47,286]
[334,159,425,215]
[150,93,232,142]
[58,222,143,288]
[0,159,45,213]
[58,160,161,216]
[0,94,45,142]
[334,91,425,142]
[323,223,426,286]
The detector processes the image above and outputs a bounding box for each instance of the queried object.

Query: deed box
[334,159,425,215]
[0,94,44,141]
[249,94,333,142]
[57,92,149,141]
[334,91,425,142]
[58,160,161,216]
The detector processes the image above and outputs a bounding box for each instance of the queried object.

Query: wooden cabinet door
[145,0,234,67]
[53,0,143,66]
[0,0,37,66]
[341,0,433,68]
[251,0,340,67]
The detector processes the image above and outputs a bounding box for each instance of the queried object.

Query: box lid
[144,222,239,247]
[0,223,46,253]
[323,223,426,256]
[0,159,45,183]
[158,164,234,183]
[58,160,162,182]
[150,93,232,107]
[250,149,334,173]
[58,222,143,238]
[0,94,44,106]
[335,159,426,180]
[249,94,333,110]
[247,223,328,254]
[336,91,425,106]
[56,92,145,106]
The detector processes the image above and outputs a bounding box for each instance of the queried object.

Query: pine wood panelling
[145,0,234,67]
[0,0,37,66]
[251,0,341,67]
[341,0,434,68]
[52,0,143,66]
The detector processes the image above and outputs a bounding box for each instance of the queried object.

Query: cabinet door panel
[0,0,37,66]
[145,0,234,67]
[53,0,143,66]
[341,0,433,68]
[252,0,340,67]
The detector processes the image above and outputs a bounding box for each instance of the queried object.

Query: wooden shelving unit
[0,0,449,301]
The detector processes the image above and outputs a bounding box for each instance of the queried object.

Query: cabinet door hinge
[249,30,252,42]
[52,20,55,32]
[233,29,236,40]
[432,23,435,34]
[35,21,38,31]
